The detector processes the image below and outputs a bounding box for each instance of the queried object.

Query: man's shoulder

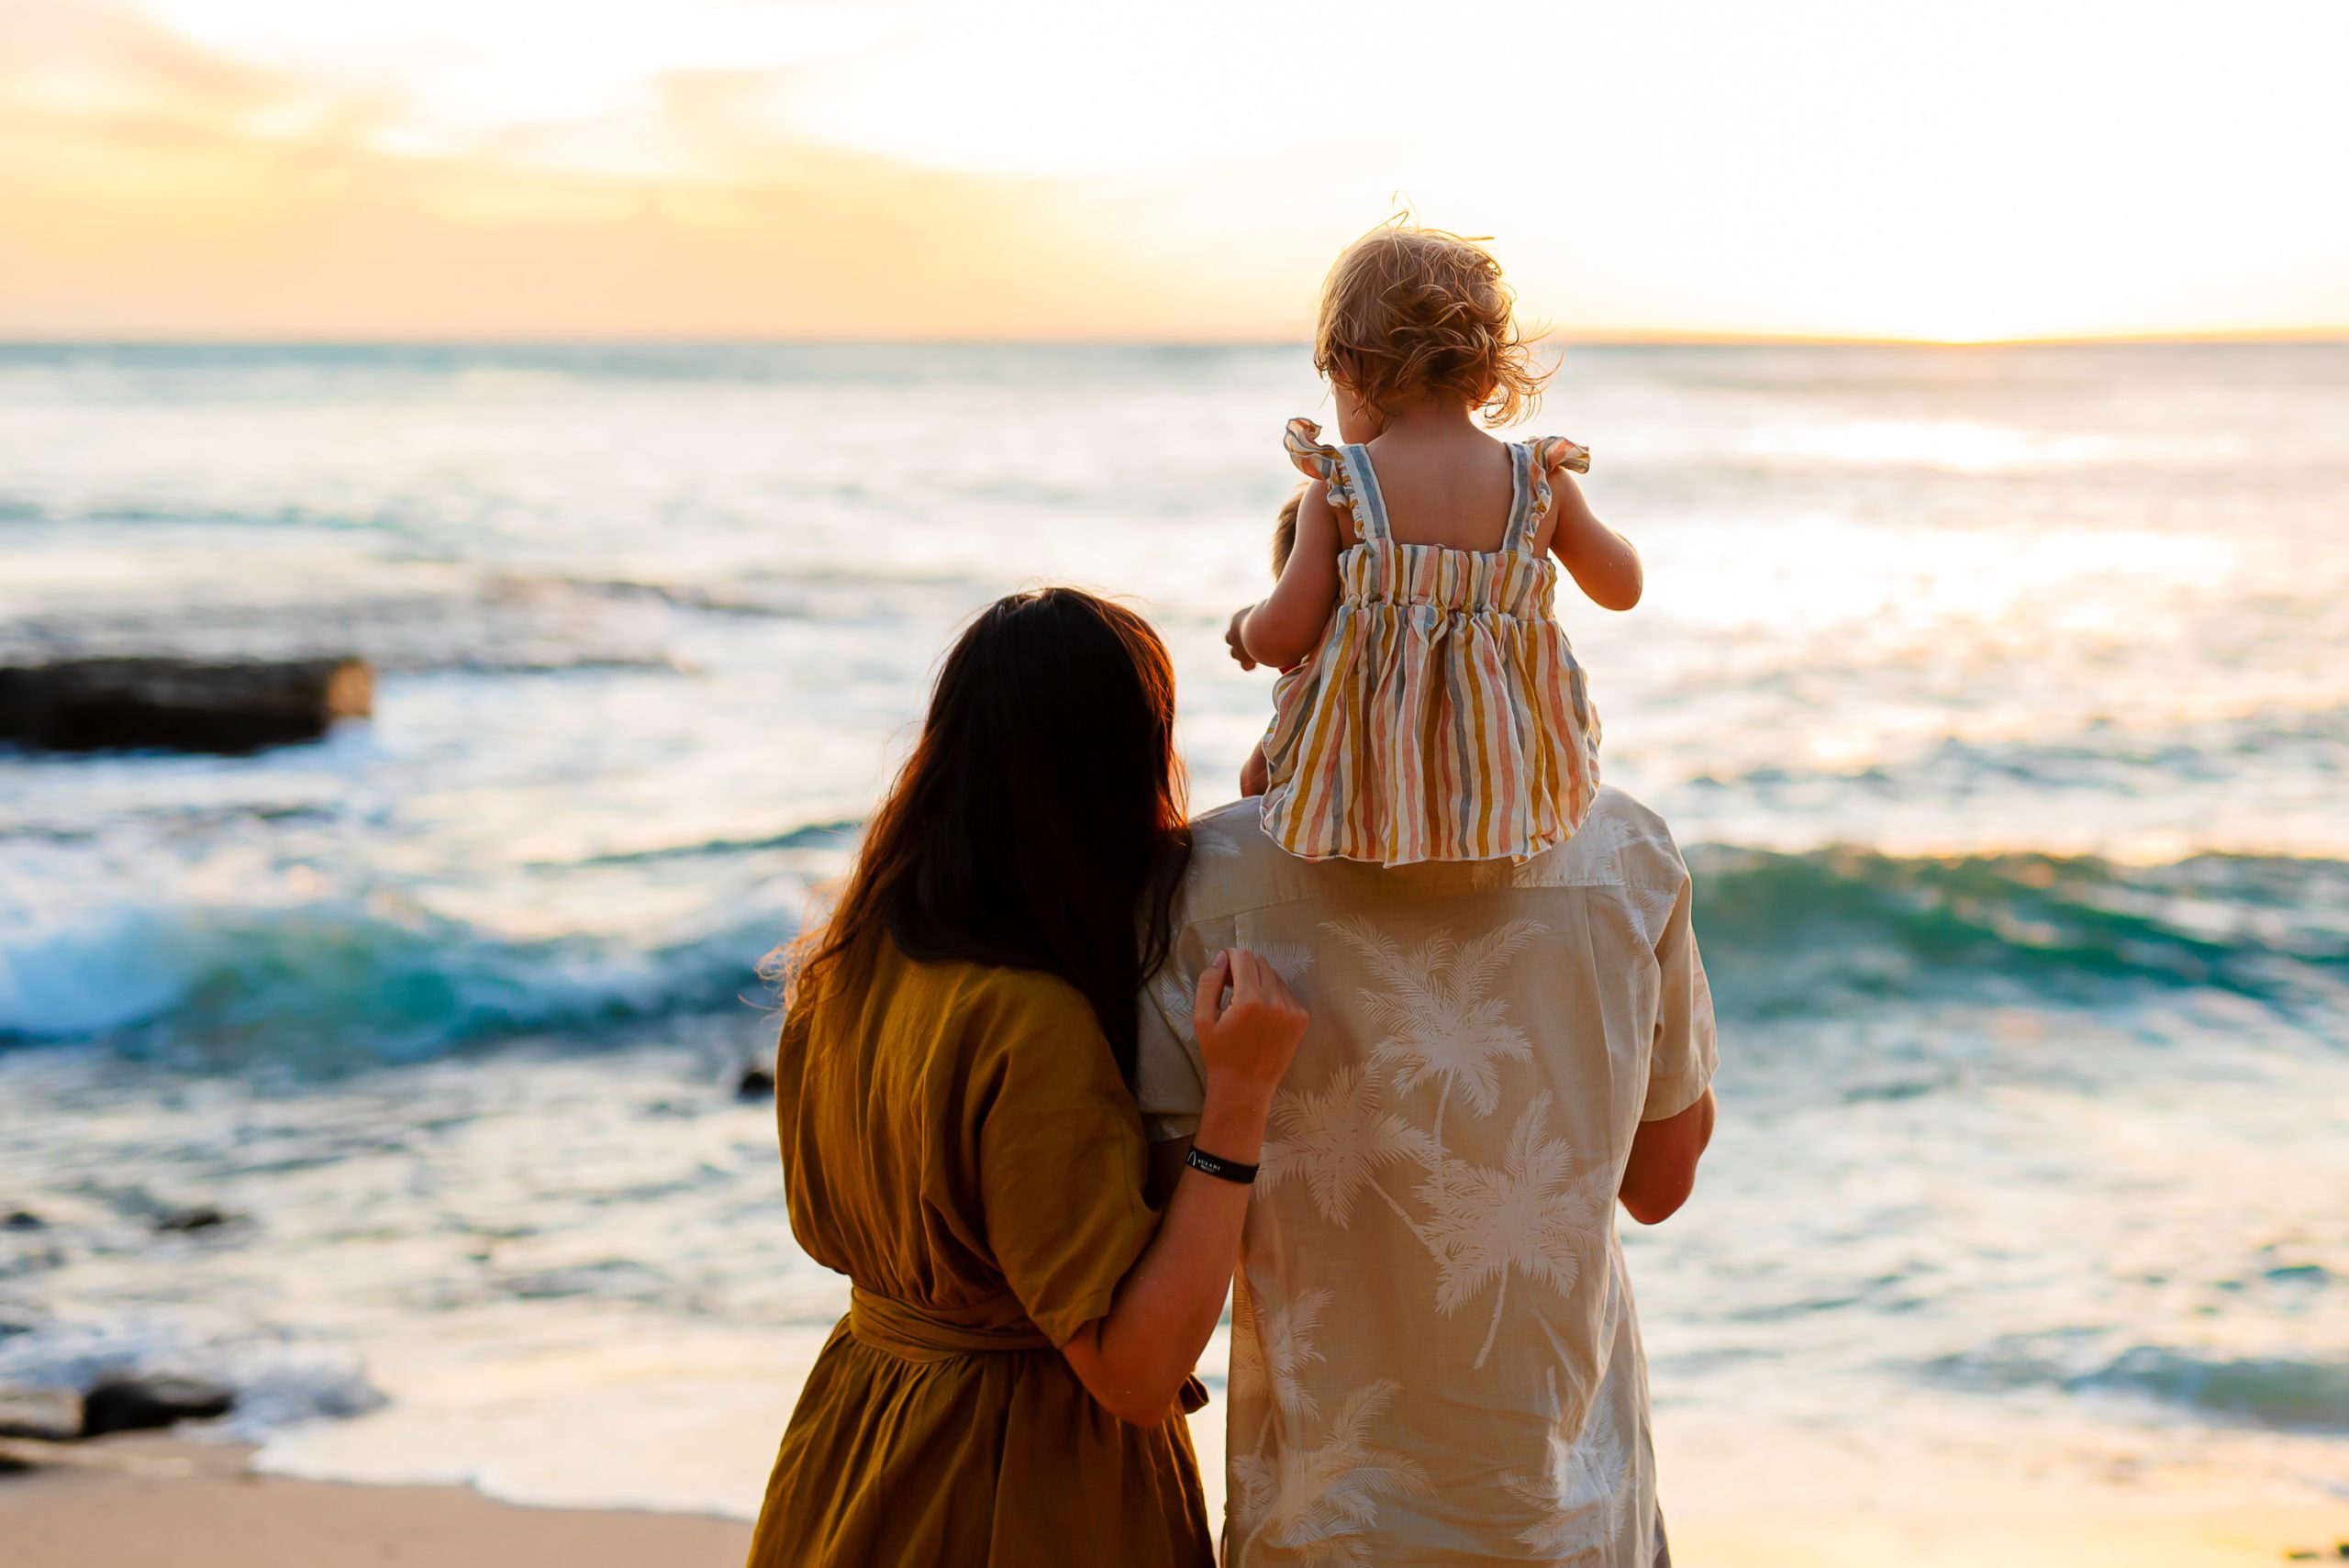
[1187,796,1271,862]
[1174,798,1290,920]
[1174,788,1689,915]
[1582,787,1688,884]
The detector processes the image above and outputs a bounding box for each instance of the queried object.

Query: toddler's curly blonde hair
[1314,222,1544,427]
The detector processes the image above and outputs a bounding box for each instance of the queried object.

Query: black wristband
[1184,1146,1259,1185]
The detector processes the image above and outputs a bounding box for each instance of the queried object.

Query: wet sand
[0,1436,751,1568]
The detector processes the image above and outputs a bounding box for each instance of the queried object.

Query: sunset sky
[4,0,2345,343]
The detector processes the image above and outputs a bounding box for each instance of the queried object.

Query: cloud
[0,1,1309,338]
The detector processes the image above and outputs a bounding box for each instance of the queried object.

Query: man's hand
[1620,1088,1714,1225]
[1225,606,1259,671]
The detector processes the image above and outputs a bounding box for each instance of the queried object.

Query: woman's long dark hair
[780,587,1190,1080]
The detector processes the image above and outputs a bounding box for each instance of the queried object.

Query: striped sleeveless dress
[1258,418,1602,867]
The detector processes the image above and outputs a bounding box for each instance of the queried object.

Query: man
[1137,787,1717,1567]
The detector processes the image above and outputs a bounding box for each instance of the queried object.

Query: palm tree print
[1500,1366,1630,1562]
[1194,828,1246,859]
[1152,943,1315,1049]
[1324,916,1548,1118]
[1416,1093,1605,1367]
[1261,1063,1437,1229]
[1257,940,1319,985]
[1231,1378,1431,1566]
[1231,1282,1332,1420]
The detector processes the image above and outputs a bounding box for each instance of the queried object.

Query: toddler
[1226,223,1642,864]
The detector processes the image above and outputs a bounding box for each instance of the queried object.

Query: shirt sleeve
[1641,861,1720,1122]
[975,985,1161,1347]
[1134,922,1216,1143]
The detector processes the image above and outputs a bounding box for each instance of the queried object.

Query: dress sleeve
[1135,923,1217,1143]
[976,984,1161,1347]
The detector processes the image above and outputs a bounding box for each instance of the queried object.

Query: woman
[750,587,1306,1568]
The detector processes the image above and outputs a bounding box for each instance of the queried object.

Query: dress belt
[847,1285,1054,1361]
[845,1285,1212,1412]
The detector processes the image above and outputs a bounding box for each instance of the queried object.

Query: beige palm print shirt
[1137,787,1717,1568]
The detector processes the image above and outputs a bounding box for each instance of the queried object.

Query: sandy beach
[0,1437,753,1567]
[3,1433,2342,1568]
[1668,1506,2349,1568]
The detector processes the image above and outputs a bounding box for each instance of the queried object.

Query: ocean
[1,341,2343,1523]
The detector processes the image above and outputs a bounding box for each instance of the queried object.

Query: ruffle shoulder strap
[1284,417,1383,542]
[1283,417,1355,503]
[1523,436,1592,525]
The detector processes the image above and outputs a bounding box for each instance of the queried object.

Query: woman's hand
[1192,949,1307,1103]
[1225,607,1260,671]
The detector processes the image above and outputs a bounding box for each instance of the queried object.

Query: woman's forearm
[1063,1084,1272,1425]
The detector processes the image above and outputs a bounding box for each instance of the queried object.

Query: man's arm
[1620,811,1720,1226]
[1619,1086,1714,1225]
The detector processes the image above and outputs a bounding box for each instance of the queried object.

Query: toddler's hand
[1225,608,1258,672]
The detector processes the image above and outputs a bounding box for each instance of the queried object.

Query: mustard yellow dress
[747,940,1214,1568]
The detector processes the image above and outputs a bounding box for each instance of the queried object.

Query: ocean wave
[552,818,858,868]
[0,895,790,1067]
[0,1310,385,1437]
[1931,1333,2349,1434]
[0,572,683,676]
[1688,844,2349,1018]
[6,829,2343,1065]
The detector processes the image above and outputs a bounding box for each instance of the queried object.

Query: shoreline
[0,1436,752,1568]
[3,1432,2341,1568]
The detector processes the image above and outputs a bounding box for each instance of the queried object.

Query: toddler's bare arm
[1234,479,1344,667]
[1542,470,1643,612]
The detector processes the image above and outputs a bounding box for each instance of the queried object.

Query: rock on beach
[0,657,373,754]
[77,1377,237,1439]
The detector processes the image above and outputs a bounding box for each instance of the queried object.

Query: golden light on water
[4,0,2346,340]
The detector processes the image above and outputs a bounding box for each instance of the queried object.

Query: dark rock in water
[0,656,373,754]
[151,1204,234,1234]
[1,1210,42,1230]
[78,1375,236,1438]
[736,1061,776,1099]
[0,1389,83,1443]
